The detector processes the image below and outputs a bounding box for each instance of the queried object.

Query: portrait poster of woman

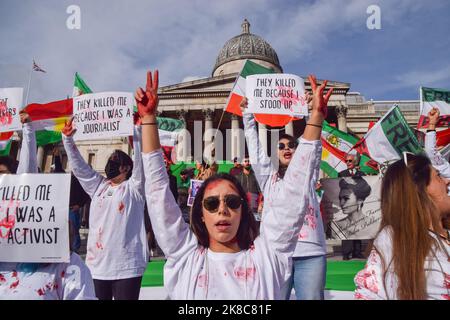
[321,175,382,240]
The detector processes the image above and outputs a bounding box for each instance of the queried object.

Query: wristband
[306,123,322,128]
[141,122,157,125]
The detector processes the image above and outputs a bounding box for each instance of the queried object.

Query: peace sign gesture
[308,74,333,120]
[135,70,159,118]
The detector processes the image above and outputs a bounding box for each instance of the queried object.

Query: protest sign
[187,179,203,207]
[72,92,133,141]
[245,74,308,118]
[0,88,23,133]
[0,174,71,263]
[321,175,381,240]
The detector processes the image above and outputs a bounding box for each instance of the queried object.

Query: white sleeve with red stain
[425,131,450,179]
[129,125,145,194]
[59,253,97,300]
[142,150,198,261]
[257,138,322,256]
[62,135,104,198]
[16,123,38,174]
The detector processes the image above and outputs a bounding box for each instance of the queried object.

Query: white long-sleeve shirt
[16,122,38,174]
[425,131,450,180]
[0,253,97,300]
[62,126,148,280]
[243,113,326,258]
[142,137,321,300]
[354,227,450,300]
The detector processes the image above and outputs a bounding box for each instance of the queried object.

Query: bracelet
[306,123,322,128]
[141,122,157,125]
[427,129,436,132]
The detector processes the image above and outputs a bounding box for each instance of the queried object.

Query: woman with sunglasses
[240,76,333,300]
[61,115,147,300]
[354,153,450,300]
[136,70,326,299]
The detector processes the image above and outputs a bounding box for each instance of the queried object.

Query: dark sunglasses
[345,159,353,163]
[203,194,243,213]
[278,141,297,150]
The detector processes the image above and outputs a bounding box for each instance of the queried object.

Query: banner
[321,175,381,240]
[245,74,308,117]
[0,88,23,133]
[0,174,71,263]
[418,86,450,128]
[72,92,134,141]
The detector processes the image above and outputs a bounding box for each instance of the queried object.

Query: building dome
[212,19,283,76]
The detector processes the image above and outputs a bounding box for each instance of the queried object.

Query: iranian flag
[417,87,450,128]
[0,132,13,156]
[355,105,422,164]
[157,117,184,163]
[321,122,378,177]
[225,60,297,127]
[73,72,93,97]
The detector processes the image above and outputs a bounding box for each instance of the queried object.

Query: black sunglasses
[203,194,243,213]
[345,159,353,163]
[278,141,297,150]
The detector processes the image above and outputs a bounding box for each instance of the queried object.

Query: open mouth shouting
[215,220,232,232]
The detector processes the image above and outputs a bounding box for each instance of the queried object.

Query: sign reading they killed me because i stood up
[245,74,308,118]
[72,92,134,141]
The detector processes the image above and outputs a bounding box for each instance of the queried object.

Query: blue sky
[0,0,449,104]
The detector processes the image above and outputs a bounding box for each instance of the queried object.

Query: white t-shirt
[354,227,450,300]
[0,253,96,300]
[62,126,148,280]
[243,113,326,257]
[142,138,321,299]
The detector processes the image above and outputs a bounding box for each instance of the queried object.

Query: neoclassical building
[20,19,419,173]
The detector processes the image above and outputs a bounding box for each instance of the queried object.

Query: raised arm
[241,98,274,191]
[61,118,104,198]
[16,111,38,174]
[129,125,145,193]
[425,108,450,179]
[137,70,197,260]
[259,75,332,255]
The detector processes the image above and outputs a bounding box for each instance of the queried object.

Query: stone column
[203,109,215,163]
[37,146,44,172]
[231,114,242,161]
[335,103,348,133]
[284,121,294,136]
[176,110,190,161]
[258,122,268,155]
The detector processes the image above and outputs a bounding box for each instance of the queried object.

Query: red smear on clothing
[118,201,125,214]
[37,288,45,296]
[0,274,5,283]
[61,271,65,278]
[12,271,17,278]
[197,274,207,288]
[9,280,19,289]
[233,267,256,281]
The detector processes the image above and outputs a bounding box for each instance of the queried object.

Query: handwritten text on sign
[72,92,133,141]
[0,88,23,133]
[0,174,71,263]
[245,74,308,117]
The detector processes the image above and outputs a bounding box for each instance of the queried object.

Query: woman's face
[426,167,450,216]
[278,138,296,167]
[339,188,361,217]
[202,180,242,252]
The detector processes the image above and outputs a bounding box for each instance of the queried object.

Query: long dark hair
[190,173,259,250]
[376,153,443,299]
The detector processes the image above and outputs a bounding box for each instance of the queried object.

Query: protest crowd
[0,66,449,301]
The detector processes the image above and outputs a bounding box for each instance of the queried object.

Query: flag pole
[25,60,34,106]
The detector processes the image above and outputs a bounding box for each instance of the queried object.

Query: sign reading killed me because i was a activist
[0,174,71,263]
[72,92,134,141]
[245,74,308,117]
[0,88,23,133]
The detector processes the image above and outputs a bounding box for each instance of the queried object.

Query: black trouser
[342,240,362,257]
[93,276,142,300]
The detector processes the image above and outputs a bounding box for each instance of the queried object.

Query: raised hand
[428,107,440,129]
[62,117,76,137]
[19,110,31,124]
[308,74,333,121]
[135,70,159,118]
